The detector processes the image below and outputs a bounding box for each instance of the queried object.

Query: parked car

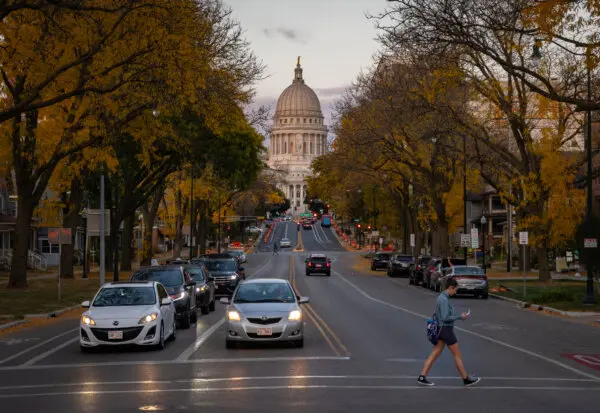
[279,238,291,248]
[422,258,442,289]
[221,278,309,348]
[409,256,432,285]
[371,252,392,271]
[387,254,415,277]
[80,281,176,352]
[437,265,489,298]
[130,265,197,329]
[429,258,467,291]
[183,263,216,314]
[305,253,331,276]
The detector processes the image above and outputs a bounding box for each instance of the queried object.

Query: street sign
[48,228,72,244]
[379,237,383,245]
[410,233,415,247]
[470,228,479,249]
[371,230,379,237]
[584,238,598,248]
[519,231,529,245]
[460,234,471,247]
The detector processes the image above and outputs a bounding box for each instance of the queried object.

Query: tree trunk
[120,213,135,271]
[141,187,163,266]
[173,188,186,259]
[60,178,84,279]
[7,197,35,288]
[199,201,208,254]
[537,239,551,282]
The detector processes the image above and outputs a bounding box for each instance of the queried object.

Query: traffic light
[367,225,371,230]
[357,224,361,228]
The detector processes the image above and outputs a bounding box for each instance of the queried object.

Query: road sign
[519,231,529,245]
[48,228,72,244]
[584,238,597,248]
[371,230,379,237]
[379,237,383,245]
[410,233,415,247]
[460,234,471,247]
[470,228,479,249]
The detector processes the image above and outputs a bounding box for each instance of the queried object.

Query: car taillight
[308,262,312,267]
[417,265,421,270]
[326,262,330,267]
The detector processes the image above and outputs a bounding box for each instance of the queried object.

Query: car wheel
[305,272,310,276]
[326,272,331,276]
[155,322,165,350]
[180,311,191,329]
[293,338,304,348]
[482,293,489,299]
[209,299,216,312]
[201,304,209,315]
[409,276,414,285]
[226,339,236,349]
[190,308,198,323]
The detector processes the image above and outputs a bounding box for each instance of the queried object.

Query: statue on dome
[297,56,301,66]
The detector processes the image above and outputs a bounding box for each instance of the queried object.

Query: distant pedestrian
[418,278,480,387]
[273,242,279,255]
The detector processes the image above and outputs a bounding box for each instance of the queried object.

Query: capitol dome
[275,58,323,118]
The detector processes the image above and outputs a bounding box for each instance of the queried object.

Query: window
[284,119,287,123]
[41,239,59,254]
[297,118,300,123]
[296,200,300,207]
[304,118,306,123]
[309,119,312,124]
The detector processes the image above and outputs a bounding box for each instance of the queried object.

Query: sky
[224,0,387,130]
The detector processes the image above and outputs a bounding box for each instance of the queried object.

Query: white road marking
[176,256,279,361]
[175,319,225,361]
[316,223,330,242]
[22,337,79,366]
[0,337,40,346]
[332,270,600,381]
[386,358,423,362]
[0,328,79,365]
[0,374,595,391]
[0,356,351,371]
[1,384,599,398]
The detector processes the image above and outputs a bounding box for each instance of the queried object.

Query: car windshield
[419,257,431,264]
[376,254,390,259]
[282,238,289,242]
[227,251,242,256]
[92,286,156,307]
[310,256,327,262]
[207,260,237,271]
[454,267,485,276]
[234,283,295,303]
[395,256,414,261]
[131,269,183,287]
[186,268,205,282]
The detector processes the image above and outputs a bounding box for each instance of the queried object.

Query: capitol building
[267,58,328,215]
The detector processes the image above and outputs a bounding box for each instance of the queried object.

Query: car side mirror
[81,300,90,308]
[298,296,310,304]
[161,298,172,306]
[220,297,230,305]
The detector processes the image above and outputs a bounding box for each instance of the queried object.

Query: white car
[279,238,291,248]
[80,281,176,352]
[245,226,262,234]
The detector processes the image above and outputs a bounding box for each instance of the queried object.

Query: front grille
[90,326,144,342]
[247,317,282,325]
[247,332,282,339]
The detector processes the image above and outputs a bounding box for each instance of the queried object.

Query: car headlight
[229,275,238,280]
[138,313,158,324]
[171,292,187,301]
[199,285,208,292]
[81,315,96,326]
[227,311,241,321]
[288,310,302,321]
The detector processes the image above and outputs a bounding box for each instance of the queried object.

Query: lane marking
[0,328,79,365]
[332,270,600,381]
[176,256,276,361]
[303,305,350,357]
[22,337,79,367]
[0,356,351,371]
[289,255,341,357]
[2,384,600,398]
[1,374,596,391]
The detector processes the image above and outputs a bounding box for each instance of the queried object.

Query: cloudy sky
[224,0,387,129]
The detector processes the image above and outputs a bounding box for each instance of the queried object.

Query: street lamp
[532,40,595,304]
[480,215,487,273]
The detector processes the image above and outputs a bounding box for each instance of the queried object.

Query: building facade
[267,59,328,214]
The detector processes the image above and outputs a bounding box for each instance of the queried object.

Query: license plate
[108,330,123,340]
[257,328,272,336]
[215,285,219,289]
[465,285,476,289]
[316,264,322,267]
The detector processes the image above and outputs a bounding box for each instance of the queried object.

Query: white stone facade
[268,59,328,214]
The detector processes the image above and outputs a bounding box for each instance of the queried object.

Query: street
[0,221,599,412]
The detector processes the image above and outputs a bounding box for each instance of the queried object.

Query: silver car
[279,238,291,248]
[220,279,309,348]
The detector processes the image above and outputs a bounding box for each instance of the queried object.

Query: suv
[305,253,331,276]
[371,252,391,271]
[387,254,415,277]
[130,265,197,329]
[203,256,245,297]
[409,256,432,285]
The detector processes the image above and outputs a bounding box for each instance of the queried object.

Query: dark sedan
[371,252,391,271]
[183,264,216,314]
[387,254,415,277]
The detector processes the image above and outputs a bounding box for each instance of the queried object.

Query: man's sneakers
[417,375,435,386]
[463,376,481,387]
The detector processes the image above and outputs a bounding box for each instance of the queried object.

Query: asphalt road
[0,221,599,412]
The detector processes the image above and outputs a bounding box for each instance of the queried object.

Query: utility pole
[463,134,468,262]
[99,174,105,286]
[190,172,194,259]
[217,190,221,253]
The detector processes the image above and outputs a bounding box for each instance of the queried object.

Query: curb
[0,320,27,331]
[24,304,82,319]
[490,294,600,317]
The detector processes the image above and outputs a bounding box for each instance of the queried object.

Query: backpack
[426,314,441,345]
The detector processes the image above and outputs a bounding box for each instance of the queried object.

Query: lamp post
[463,134,468,262]
[480,215,487,273]
[532,40,596,303]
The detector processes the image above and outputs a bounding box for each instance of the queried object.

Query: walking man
[273,241,279,255]
[418,278,480,386]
